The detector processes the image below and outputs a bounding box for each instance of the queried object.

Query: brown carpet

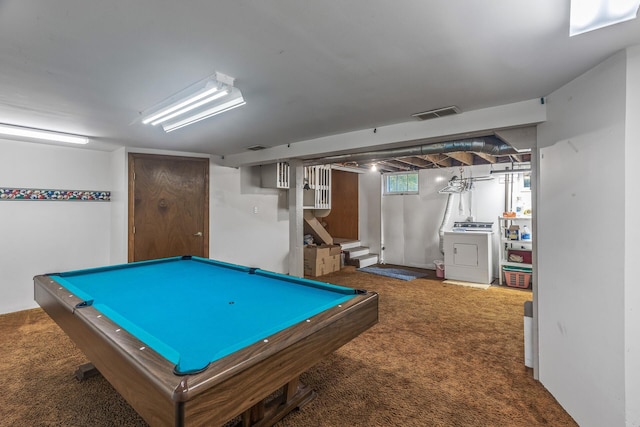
[0,266,576,427]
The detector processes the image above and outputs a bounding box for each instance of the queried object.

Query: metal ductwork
[303,136,517,166]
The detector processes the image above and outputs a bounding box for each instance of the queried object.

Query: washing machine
[443,221,494,284]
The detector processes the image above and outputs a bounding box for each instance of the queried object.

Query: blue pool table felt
[52,257,358,374]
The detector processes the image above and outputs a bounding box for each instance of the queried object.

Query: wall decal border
[0,187,111,201]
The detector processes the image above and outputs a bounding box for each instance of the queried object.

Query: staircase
[334,238,379,268]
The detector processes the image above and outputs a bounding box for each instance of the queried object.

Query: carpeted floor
[0,266,576,427]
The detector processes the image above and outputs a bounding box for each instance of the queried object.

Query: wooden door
[323,169,358,240]
[128,153,209,262]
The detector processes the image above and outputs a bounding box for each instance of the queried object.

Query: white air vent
[412,106,460,121]
[246,145,267,151]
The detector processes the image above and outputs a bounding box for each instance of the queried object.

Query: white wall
[358,172,382,256]
[537,51,627,427]
[379,165,506,272]
[0,139,112,314]
[0,142,290,314]
[209,163,290,273]
[624,45,640,427]
[109,147,128,264]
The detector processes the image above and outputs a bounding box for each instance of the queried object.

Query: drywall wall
[625,45,640,427]
[109,147,128,264]
[379,165,507,272]
[0,139,112,314]
[537,51,626,427]
[358,172,382,257]
[209,164,290,274]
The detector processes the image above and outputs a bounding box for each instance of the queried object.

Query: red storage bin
[507,249,532,264]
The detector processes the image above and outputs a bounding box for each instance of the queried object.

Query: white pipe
[439,193,454,254]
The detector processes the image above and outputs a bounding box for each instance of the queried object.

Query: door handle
[193,232,203,237]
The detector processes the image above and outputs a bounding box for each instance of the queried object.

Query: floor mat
[357,266,428,281]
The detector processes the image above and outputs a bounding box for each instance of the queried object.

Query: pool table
[34,256,378,426]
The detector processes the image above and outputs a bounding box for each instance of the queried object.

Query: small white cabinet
[498,216,533,286]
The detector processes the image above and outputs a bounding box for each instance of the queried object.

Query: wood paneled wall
[323,170,358,240]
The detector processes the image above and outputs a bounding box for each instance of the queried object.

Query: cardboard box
[304,244,342,277]
[326,254,341,272]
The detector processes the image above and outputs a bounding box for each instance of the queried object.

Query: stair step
[334,238,361,250]
[349,254,379,268]
[344,246,370,258]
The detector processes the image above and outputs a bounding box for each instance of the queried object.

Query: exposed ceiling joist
[474,152,497,163]
[368,163,398,172]
[422,154,453,168]
[447,152,474,165]
[338,150,531,173]
[378,159,412,171]
[395,157,432,168]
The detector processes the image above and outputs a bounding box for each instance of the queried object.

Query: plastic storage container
[434,260,445,278]
[503,267,532,288]
[515,197,523,216]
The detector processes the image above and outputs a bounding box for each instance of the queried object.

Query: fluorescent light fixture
[143,83,222,125]
[570,0,640,36]
[162,88,246,133]
[150,89,229,126]
[0,123,89,145]
[141,72,246,133]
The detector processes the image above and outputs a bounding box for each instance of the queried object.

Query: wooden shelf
[501,238,533,244]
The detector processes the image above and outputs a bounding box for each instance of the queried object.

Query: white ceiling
[1,1,639,156]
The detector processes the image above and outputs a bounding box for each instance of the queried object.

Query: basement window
[384,172,419,195]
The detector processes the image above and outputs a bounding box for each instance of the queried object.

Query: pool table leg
[74,362,100,381]
[240,376,316,427]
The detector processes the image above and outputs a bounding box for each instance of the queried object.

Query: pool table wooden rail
[34,275,181,423]
[34,274,379,426]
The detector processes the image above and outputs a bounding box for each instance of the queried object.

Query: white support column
[288,160,304,277]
